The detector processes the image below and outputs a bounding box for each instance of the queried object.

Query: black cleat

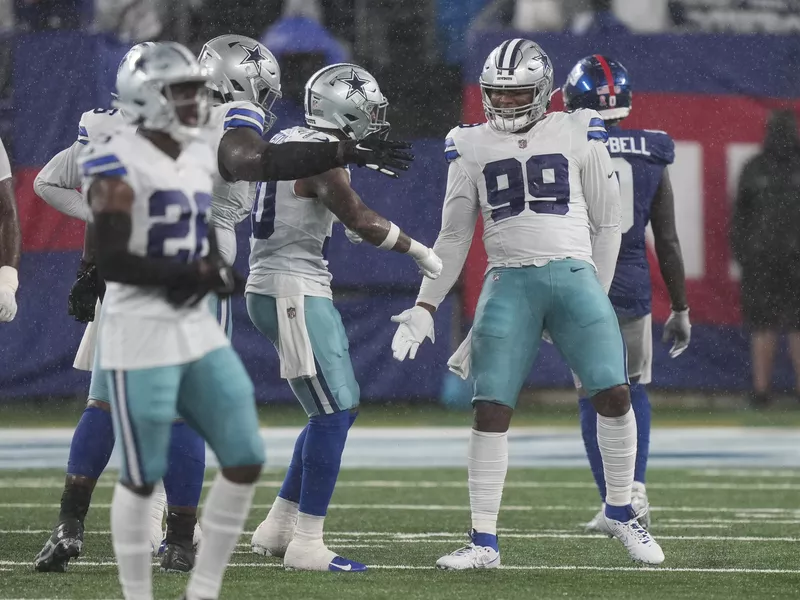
[160,543,195,573]
[33,519,84,573]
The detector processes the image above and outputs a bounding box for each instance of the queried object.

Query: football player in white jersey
[0,135,20,322]
[81,42,264,600]
[391,39,664,567]
[33,43,201,573]
[245,63,442,572]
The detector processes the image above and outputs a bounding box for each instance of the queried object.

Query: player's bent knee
[473,400,513,433]
[591,384,631,417]
[87,399,110,411]
[122,481,156,497]
[221,463,262,485]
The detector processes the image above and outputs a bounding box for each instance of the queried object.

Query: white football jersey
[204,101,268,264]
[417,109,621,308]
[79,127,229,370]
[246,126,342,299]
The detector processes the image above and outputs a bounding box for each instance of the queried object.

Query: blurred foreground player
[0,136,20,322]
[33,43,203,574]
[392,39,663,567]
[563,55,690,532]
[247,63,441,572]
[82,42,264,600]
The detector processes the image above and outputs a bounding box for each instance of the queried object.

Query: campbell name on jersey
[247,126,344,299]
[445,109,612,269]
[204,101,268,264]
[606,126,675,316]
[79,127,228,370]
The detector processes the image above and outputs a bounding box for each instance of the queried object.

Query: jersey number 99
[483,153,570,222]
[147,191,211,262]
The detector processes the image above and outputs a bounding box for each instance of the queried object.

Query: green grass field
[1,467,799,599]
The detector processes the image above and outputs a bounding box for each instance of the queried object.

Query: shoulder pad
[444,126,464,163]
[79,133,130,179]
[643,129,675,165]
[576,109,608,144]
[78,108,121,145]
[221,101,266,137]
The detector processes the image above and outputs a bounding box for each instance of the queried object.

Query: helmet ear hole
[230,80,245,92]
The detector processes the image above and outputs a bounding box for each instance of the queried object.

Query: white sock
[293,512,325,545]
[148,481,166,555]
[597,409,637,507]
[111,483,154,600]
[271,496,299,522]
[186,474,255,600]
[468,429,508,535]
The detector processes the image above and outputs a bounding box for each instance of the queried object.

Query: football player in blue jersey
[563,55,691,532]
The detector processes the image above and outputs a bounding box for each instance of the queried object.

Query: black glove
[339,136,414,179]
[68,261,105,323]
[166,228,245,308]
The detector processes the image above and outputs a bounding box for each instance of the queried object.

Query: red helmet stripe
[593,54,616,101]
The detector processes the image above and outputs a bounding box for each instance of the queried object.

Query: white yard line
[0,560,797,575]
[7,478,800,491]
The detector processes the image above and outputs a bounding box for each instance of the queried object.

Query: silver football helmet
[480,38,554,132]
[304,63,388,140]
[199,34,282,129]
[114,42,210,144]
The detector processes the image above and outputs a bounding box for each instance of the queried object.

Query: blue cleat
[328,556,368,572]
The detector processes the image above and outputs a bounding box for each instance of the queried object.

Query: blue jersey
[606,126,675,317]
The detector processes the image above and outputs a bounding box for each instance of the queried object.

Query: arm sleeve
[581,140,621,293]
[0,137,10,182]
[34,142,92,222]
[416,161,480,308]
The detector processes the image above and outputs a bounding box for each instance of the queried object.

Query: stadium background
[1,0,799,404]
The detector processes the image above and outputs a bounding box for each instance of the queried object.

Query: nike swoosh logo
[607,172,615,179]
[330,563,352,571]
[570,267,585,272]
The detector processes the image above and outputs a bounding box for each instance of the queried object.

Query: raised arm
[218,127,414,183]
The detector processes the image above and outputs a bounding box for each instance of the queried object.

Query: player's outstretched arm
[582,140,622,293]
[0,139,20,322]
[391,160,479,361]
[651,168,691,357]
[300,168,441,279]
[218,128,414,183]
[90,178,239,306]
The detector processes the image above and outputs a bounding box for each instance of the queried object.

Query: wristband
[378,222,400,250]
[407,238,429,260]
[0,266,18,292]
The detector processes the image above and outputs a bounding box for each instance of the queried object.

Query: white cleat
[435,531,501,570]
[631,482,651,530]
[604,513,665,565]
[283,539,367,572]
[251,498,299,558]
[585,503,613,537]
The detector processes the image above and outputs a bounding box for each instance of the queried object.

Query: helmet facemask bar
[253,77,282,131]
[366,97,390,139]
[481,78,550,133]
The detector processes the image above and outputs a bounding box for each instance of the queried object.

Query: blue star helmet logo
[335,69,369,101]
[239,43,265,76]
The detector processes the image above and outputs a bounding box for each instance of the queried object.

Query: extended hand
[662,308,691,358]
[390,306,435,361]
[340,137,414,179]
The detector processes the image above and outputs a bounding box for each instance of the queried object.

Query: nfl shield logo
[518,139,527,149]
[287,307,296,319]
[492,273,501,281]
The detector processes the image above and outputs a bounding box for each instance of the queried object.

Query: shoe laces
[628,519,652,543]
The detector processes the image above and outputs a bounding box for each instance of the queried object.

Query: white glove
[0,266,18,323]
[412,246,443,280]
[663,308,691,358]
[391,305,435,361]
[344,227,363,244]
